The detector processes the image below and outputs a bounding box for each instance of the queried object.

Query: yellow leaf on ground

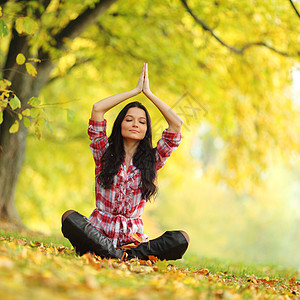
[0,255,14,269]
[131,233,143,243]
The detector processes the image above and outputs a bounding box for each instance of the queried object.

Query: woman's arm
[91,65,145,121]
[143,63,183,133]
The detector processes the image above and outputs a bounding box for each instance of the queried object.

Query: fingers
[144,62,147,77]
[139,64,144,80]
[144,62,148,80]
[142,63,150,94]
[141,63,145,76]
[135,63,146,93]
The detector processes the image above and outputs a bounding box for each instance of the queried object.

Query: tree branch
[2,1,52,77]
[54,0,118,49]
[35,0,118,90]
[180,0,298,57]
[180,0,242,54]
[241,42,289,57]
[289,0,300,19]
[0,0,9,6]
[3,28,29,82]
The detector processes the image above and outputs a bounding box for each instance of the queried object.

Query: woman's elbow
[91,105,105,121]
[92,103,103,113]
[175,118,183,131]
[168,120,183,133]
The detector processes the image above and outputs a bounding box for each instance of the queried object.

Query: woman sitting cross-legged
[61,63,189,260]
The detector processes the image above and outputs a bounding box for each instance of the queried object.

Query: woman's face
[121,107,148,141]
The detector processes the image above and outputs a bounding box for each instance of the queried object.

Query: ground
[0,229,299,299]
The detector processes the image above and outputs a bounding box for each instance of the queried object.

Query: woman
[61,63,189,260]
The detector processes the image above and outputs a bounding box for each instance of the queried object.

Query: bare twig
[288,0,300,19]
[241,42,289,57]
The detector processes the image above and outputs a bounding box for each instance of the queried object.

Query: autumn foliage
[0,234,299,299]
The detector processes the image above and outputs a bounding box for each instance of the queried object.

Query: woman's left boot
[61,211,124,259]
[125,231,188,261]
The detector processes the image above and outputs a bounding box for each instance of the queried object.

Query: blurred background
[1,0,299,268]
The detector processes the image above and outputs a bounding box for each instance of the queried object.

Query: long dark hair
[98,101,157,201]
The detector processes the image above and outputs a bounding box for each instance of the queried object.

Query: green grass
[1,228,298,279]
[0,228,70,246]
[173,255,299,280]
[1,229,299,299]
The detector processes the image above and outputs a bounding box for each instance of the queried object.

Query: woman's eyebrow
[125,114,146,120]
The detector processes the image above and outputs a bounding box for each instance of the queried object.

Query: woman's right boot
[61,211,124,259]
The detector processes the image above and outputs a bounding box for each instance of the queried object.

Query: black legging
[61,211,188,260]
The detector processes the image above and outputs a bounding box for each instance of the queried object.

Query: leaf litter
[0,234,299,299]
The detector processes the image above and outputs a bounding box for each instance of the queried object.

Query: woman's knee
[61,210,76,224]
[179,230,190,244]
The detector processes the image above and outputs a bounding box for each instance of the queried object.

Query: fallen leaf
[148,255,158,264]
[194,268,210,275]
[131,233,143,243]
[0,255,14,268]
[289,277,296,283]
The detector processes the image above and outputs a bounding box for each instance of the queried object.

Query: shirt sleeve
[155,129,182,171]
[88,119,109,171]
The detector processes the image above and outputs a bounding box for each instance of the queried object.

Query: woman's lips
[130,130,139,133]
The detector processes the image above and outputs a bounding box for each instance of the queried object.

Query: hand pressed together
[134,63,152,96]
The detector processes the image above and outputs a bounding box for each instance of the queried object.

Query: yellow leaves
[131,232,143,243]
[71,37,96,51]
[9,120,19,133]
[1,233,300,299]
[0,19,9,38]
[15,17,38,35]
[15,53,38,77]
[0,79,11,90]
[2,92,43,135]
[15,18,24,34]
[84,275,100,289]
[22,109,31,117]
[193,268,210,275]
[28,58,41,63]
[81,252,158,274]
[25,62,37,77]
[289,276,296,283]
[16,53,26,65]
[0,80,11,117]
[9,95,21,110]
[0,255,14,269]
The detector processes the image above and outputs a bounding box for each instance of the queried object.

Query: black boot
[126,231,188,261]
[61,211,124,259]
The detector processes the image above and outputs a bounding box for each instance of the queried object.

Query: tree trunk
[0,61,53,225]
[0,111,27,223]
[0,0,118,227]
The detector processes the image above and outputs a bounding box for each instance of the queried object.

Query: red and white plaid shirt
[87,119,181,247]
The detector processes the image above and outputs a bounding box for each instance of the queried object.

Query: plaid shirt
[87,119,181,247]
